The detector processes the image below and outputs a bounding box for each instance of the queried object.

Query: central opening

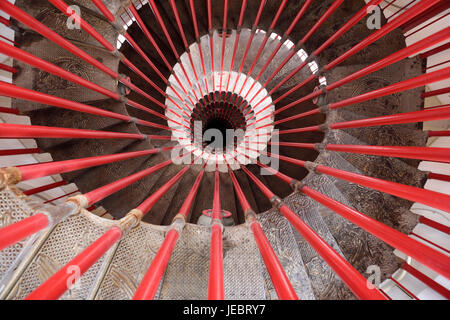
[190,93,247,152]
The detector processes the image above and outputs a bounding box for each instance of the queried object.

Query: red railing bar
[273,142,450,163]
[382,0,397,11]
[424,59,450,70]
[229,0,266,103]
[84,159,173,206]
[3,146,171,182]
[0,153,188,252]
[428,172,450,183]
[208,166,224,300]
[250,221,299,300]
[0,106,20,115]
[254,160,450,279]
[206,0,216,100]
[331,105,450,130]
[401,0,450,33]
[91,0,115,22]
[0,148,41,156]
[0,41,167,114]
[410,232,450,255]
[301,186,450,279]
[225,0,247,94]
[419,216,450,235]
[422,86,450,98]
[122,32,167,84]
[23,180,67,196]
[120,56,166,96]
[0,123,154,140]
[43,190,79,204]
[301,0,345,44]
[136,164,195,217]
[246,0,288,79]
[208,222,224,300]
[147,0,193,91]
[0,0,118,79]
[0,15,10,26]
[0,81,123,118]
[241,166,386,300]
[260,14,449,118]
[328,66,450,110]
[25,227,122,300]
[219,0,229,96]
[326,27,450,91]
[0,213,49,251]
[0,62,17,74]
[420,42,450,60]
[428,130,450,137]
[266,152,450,213]
[389,275,419,300]
[385,0,417,21]
[128,4,171,71]
[49,0,115,52]
[133,228,180,300]
[168,0,203,98]
[178,169,207,219]
[315,0,384,56]
[187,0,210,96]
[0,81,169,130]
[252,0,313,85]
[0,42,120,100]
[0,34,19,46]
[405,12,450,39]
[128,4,194,101]
[227,164,297,300]
[402,262,450,299]
[325,0,440,71]
[239,0,288,101]
[27,156,197,299]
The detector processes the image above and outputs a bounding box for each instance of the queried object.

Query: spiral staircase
[0,0,449,300]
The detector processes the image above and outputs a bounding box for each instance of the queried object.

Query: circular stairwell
[0,0,449,300]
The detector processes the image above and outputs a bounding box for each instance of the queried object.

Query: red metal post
[49,0,115,51]
[0,123,166,140]
[0,0,118,79]
[402,263,450,300]
[428,172,450,183]
[329,67,450,110]
[428,130,450,137]
[11,147,170,182]
[0,213,49,251]
[301,0,345,44]
[0,63,17,74]
[25,227,122,300]
[267,152,450,212]
[208,168,225,300]
[241,166,386,300]
[301,186,450,279]
[228,168,298,300]
[0,148,41,156]
[132,229,179,300]
[0,106,20,115]
[132,159,207,300]
[23,180,67,196]
[91,0,115,22]
[325,0,440,70]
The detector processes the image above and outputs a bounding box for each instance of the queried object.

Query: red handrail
[25,227,122,300]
